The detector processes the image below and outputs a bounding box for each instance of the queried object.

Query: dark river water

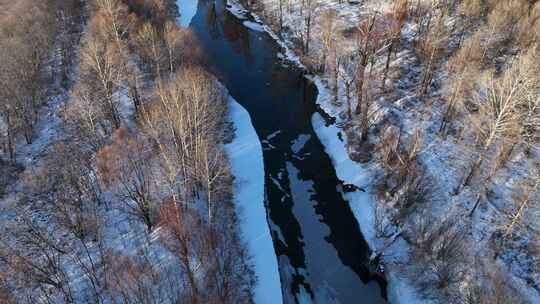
[180,0,386,302]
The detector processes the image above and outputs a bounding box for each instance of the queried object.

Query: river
[178,0,386,302]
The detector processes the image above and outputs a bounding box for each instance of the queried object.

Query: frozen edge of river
[309,78,423,304]
[225,96,283,304]
[223,1,423,303]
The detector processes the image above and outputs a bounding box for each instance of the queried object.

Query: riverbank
[311,79,423,304]
[225,97,283,304]
[179,4,283,302]
[224,0,540,302]
[223,1,422,302]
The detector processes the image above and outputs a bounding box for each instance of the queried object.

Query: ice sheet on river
[225,97,283,304]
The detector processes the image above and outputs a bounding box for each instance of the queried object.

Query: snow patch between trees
[225,97,283,304]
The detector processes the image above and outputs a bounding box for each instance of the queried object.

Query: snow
[311,83,424,304]
[225,96,283,304]
[177,0,198,27]
[226,0,304,67]
[243,20,265,32]
[226,1,249,20]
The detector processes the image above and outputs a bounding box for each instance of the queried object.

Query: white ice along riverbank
[223,0,423,302]
[311,79,424,304]
[225,97,283,304]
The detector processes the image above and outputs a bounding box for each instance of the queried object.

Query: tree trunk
[279,0,283,32]
[382,39,394,91]
[462,155,482,189]
[361,80,370,141]
[6,112,15,163]
[345,82,352,118]
[439,77,462,135]
[354,14,376,116]
[105,82,120,129]
[181,245,200,304]
[332,57,339,105]
[129,83,141,113]
[354,55,368,115]
[419,47,436,97]
[305,14,311,54]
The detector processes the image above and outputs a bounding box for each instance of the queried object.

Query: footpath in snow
[225,97,283,304]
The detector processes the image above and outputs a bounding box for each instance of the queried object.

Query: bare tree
[416,9,448,97]
[140,67,226,206]
[106,253,161,304]
[439,39,481,135]
[158,202,205,304]
[302,0,320,54]
[407,215,466,297]
[0,214,74,303]
[338,52,357,118]
[320,9,337,73]
[0,0,56,145]
[28,143,101,240]
[55,0,84,87]
[96,128,155,231]
[163,21,200,73]
[354,13,385,141]
[462,49,539,190]
[382,0,408,91]
[134,22,166,77]
[502,162,539,238]
[92,0,135,44]
[79,23,127,129]
[196,138,231,224]
[64,80,112,150]
[521,73,540,155]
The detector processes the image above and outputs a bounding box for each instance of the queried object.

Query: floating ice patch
[291,134,311,154]
[266,130,281,140]
[270,175,288,196]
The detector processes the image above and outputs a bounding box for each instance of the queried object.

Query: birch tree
[462,48,539,190]
[79,22,126,129]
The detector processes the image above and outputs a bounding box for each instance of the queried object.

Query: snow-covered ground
[225,97,283,304]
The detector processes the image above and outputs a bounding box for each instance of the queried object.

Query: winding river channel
[179,0,386,302]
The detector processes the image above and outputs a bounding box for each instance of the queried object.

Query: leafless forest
[0,0,255,303]
[1,0,539,302]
